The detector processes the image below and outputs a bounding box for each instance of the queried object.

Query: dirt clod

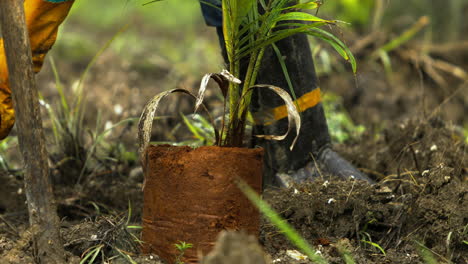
[202,231,270,264]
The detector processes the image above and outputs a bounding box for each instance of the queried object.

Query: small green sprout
[174,241,193,264]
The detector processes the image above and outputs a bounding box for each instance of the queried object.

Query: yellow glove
[0,0,74,139]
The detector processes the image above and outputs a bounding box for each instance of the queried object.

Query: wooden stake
[0,1,66,263]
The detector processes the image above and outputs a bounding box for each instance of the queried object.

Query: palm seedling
[139,0,356,154]
[138,3,357,262]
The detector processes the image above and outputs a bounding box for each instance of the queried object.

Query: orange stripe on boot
[253,88,321,126]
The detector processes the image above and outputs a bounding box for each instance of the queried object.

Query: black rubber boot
[250,31,374,187]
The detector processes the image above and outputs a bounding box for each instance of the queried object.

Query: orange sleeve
[0,0,74,139]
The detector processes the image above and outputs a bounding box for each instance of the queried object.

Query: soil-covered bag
[137,88,264,263]
[141,145,263,263]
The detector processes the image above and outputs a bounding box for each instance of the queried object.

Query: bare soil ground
[263,118,467,263]
[0,24,467,263]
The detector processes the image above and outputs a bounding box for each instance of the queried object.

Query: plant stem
[373,16,429,56]
[234,38,268,145]
[228,60,240,127]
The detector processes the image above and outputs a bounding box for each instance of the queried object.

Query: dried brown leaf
[138,89,218,165]
[250,84,301,150]
[195,70,241,113]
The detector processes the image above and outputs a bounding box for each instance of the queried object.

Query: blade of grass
[306,28,357,73]
[126,226,142,229]
[338,246,356,264]
[271,43,300,111]
[49,57,69,114]
[38,94,60,145]
[236,22,330,61]
[360,240,386,256]
[373,16,430,57]
[181,114,211,144]
[80,244,103,264]
[274,11,328,23]
[115,248,138,264]
[415,241,439,264]
[74,23,129,139]
[236,179,328,264]
[378,50,393,77]
[126,200,132,226]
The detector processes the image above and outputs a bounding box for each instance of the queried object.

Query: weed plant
[0,136,18,171]
[42,27,135,185]
[174,241,193,264]
[79,202,141,264]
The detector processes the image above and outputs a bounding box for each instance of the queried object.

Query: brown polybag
[141,144,263,263]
